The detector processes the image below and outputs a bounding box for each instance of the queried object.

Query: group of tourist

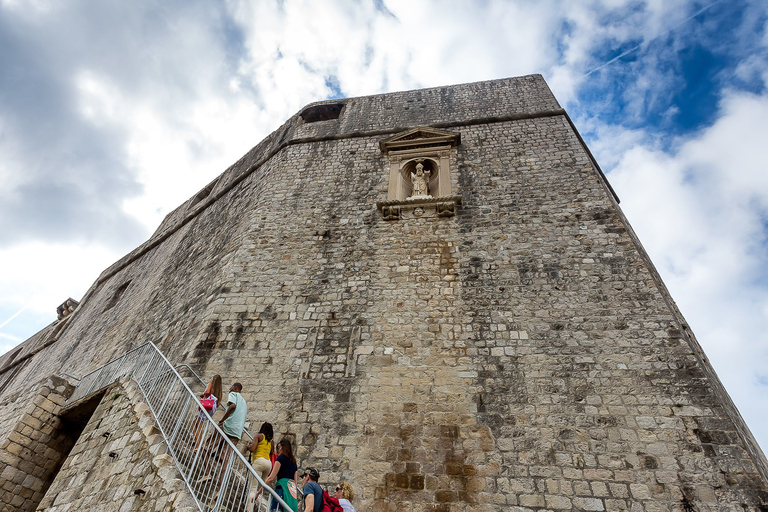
[192,374,357,512]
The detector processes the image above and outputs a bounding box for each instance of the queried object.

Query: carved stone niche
[376,127,462,220]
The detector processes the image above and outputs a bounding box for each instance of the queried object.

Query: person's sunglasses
[302,473,310,478]
[335,487,341,491]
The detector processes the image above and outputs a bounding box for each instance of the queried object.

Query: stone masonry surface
[0,74,766,511]
[0,376,75,512]
[37,377,196,512]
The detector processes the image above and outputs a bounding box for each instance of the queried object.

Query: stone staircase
[55,342,292,512]
[37,376,197,511]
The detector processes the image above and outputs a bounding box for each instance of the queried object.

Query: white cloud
[0,242,121,315]
[0,0,55,14]
[227,0,567,103]
[606,85,768,448]
[0,241,125,346]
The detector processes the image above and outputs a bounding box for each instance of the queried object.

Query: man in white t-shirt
[218,382,247,440]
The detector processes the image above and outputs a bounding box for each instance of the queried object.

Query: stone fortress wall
[0,74,766,511]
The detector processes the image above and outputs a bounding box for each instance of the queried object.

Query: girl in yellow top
[246,422,274,511]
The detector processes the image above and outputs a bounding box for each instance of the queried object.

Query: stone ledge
[376,195,462,220]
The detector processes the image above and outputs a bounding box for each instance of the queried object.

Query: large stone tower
[1,75,766,511]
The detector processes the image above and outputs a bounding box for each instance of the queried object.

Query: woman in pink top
[192,374,222,451]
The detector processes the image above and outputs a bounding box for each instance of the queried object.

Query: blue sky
[1,0,768,450]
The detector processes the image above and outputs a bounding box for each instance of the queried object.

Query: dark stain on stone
[517,260,534,285]
[681,487,696,512]
[639,453,658,469]
[596,416,618,427]
[545,447,557,464]
[592,209,611,223]
[543,262,561,279]
[258,307,277,321]
[438,239,455,271]
[206,321,220,341]
[694,429,732,446]
[233,325,246,348]
[192,320,220,361]
[409,474,424,490]
[440,425,459,439]
[378,421,489,505]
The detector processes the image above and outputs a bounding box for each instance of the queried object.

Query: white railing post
[85,364,107,396]
[157,378,177,417]
[168,396,191,447]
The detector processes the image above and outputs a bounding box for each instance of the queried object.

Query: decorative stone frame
[377,127,462,219]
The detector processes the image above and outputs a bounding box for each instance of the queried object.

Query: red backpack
[320,489,343,512]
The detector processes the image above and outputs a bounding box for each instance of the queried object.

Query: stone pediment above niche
[377,127,462,220]
[379,127,461,152]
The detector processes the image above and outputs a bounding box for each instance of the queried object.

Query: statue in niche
[410,162,432,198]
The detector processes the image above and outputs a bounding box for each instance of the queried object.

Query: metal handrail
[175,363,207,387]
[60,372,81,382]
[65,342,295,512]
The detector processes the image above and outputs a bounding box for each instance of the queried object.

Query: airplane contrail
[0,305,29,330]
[582,0,723,79]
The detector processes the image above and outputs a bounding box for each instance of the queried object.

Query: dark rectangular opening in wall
[0,381,103,512]
[190,179,218,207]
[104,280,131,311]
[35,390,106,510]
[300,103,345,123]
[59,390,106,428]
